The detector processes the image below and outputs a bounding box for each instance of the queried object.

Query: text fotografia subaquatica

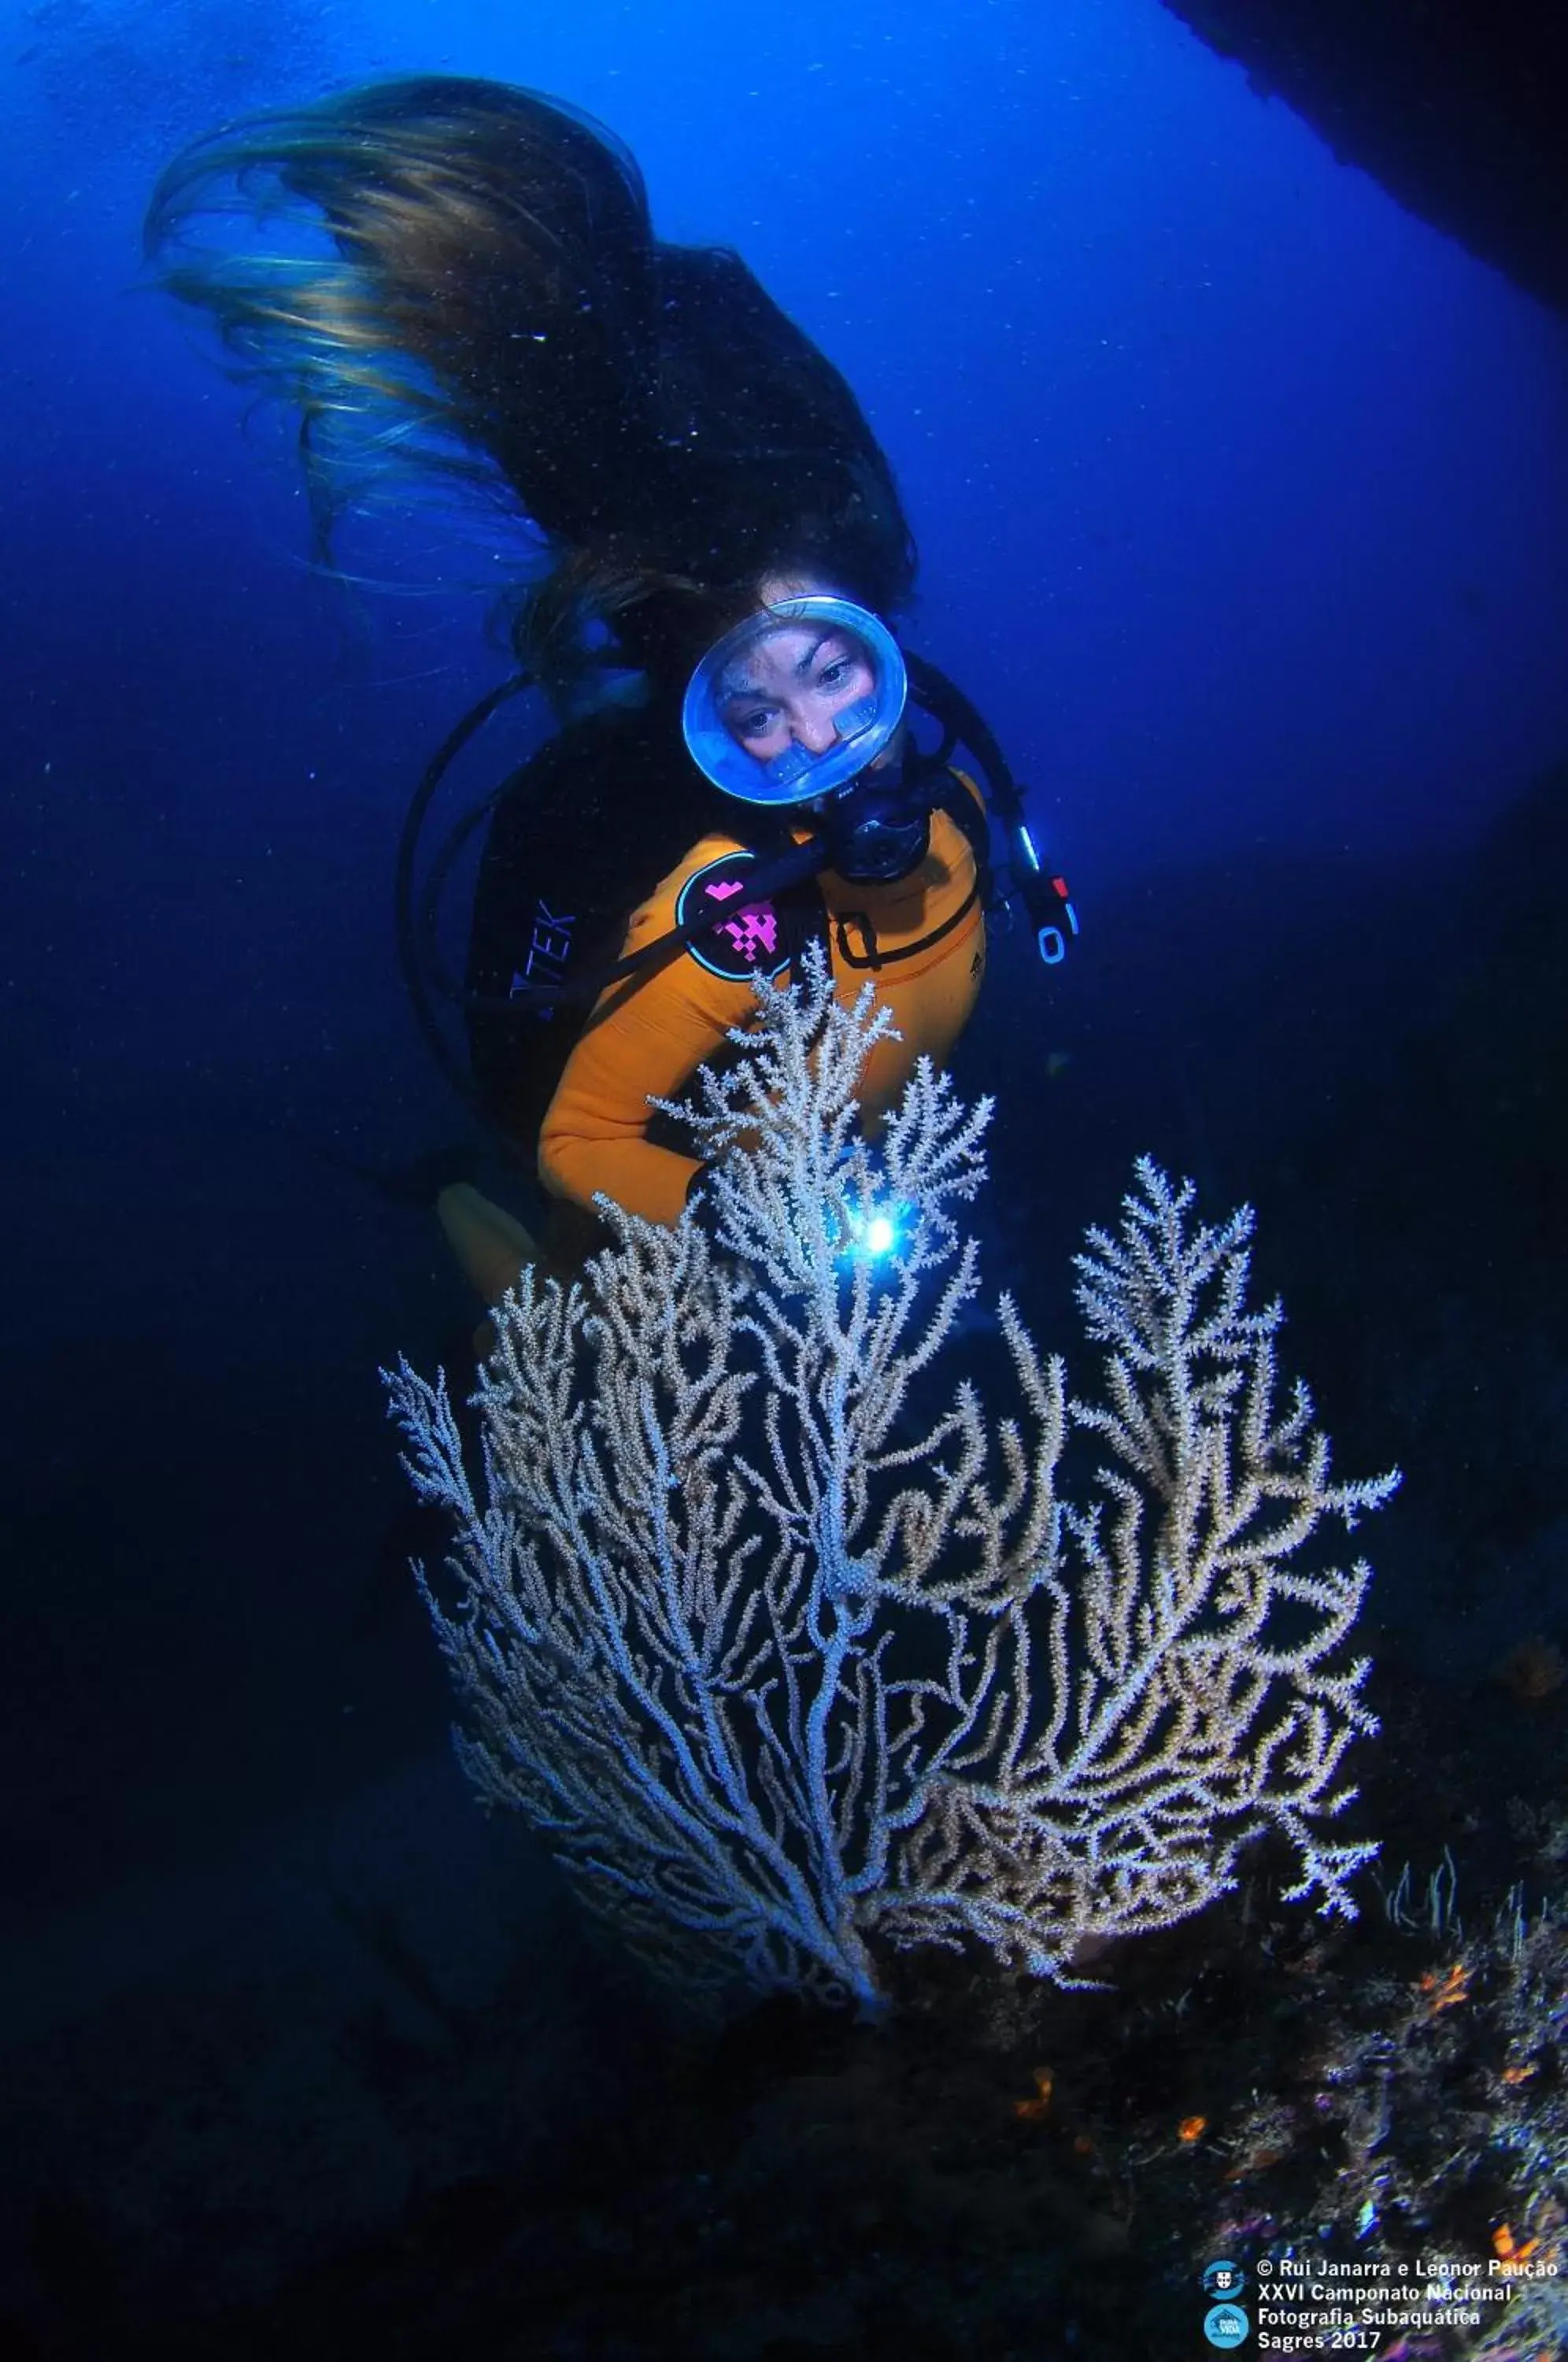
[1251,2250,1559,2351]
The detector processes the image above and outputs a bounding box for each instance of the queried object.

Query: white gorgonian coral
[386,948,1396,2013]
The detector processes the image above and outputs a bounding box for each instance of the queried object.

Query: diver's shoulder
[631,830,754,913]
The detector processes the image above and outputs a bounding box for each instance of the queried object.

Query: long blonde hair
[146,76,916,707]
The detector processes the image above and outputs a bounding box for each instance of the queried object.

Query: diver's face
[716,621,877,765]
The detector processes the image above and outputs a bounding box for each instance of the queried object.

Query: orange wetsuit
[538,776,988,1227]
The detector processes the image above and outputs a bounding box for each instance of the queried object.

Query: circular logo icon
[675,853,790,983]
[1204,2302,1251,2350]
[1203,2259,1246,2296]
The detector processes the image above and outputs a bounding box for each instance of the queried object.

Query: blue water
[2,0,1566,2345]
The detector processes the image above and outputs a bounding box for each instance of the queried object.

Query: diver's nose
[794,711,840,755]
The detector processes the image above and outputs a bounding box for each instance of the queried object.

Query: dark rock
[1160,0,1568,317]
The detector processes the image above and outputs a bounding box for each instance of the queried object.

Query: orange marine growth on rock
[1416,1962,1470,2015]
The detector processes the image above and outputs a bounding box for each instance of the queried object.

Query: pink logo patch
[679,854,790,980]
[717,905,779,964]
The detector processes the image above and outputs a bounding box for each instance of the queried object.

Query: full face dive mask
[681,595,908,807]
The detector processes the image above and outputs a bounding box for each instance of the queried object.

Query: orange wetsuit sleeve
[538,841,756,1227]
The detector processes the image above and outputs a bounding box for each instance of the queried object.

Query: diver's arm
[538,892,751,1228]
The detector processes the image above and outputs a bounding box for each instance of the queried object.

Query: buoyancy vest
[464,704,990,1180]
[537,778,989,1227]
[418,661,1074,1177]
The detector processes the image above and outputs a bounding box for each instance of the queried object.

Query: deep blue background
[4,0,1566,1960]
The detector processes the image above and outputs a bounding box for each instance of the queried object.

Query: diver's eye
[817,658,855,690]
[737,711,775,740]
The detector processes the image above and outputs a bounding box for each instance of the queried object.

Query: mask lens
[682,597,908,806]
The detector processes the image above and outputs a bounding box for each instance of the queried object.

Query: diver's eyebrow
[719,634,849,705]
[792,633,835,676]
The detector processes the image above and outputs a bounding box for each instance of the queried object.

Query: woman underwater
[147,76,1067,1300]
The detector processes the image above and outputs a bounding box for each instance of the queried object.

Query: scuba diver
[146,76,1075,1304]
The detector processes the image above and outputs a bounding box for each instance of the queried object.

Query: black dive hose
[904,653,1079,964]
[392,671,837,1031]
[393,669,535,1116]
